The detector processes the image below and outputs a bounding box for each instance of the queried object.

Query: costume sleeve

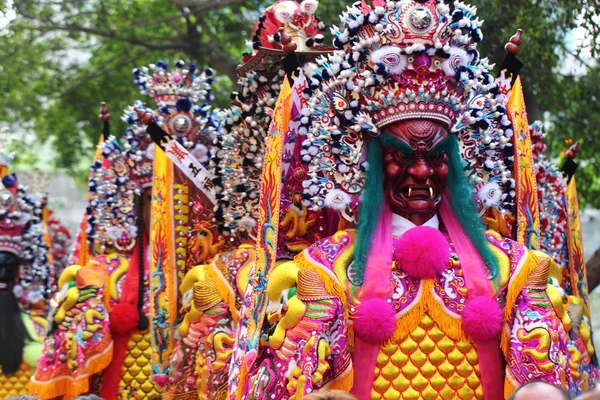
[501,249,595,396]
[29,263,112,399]
[243,252,354,399]
[167,245,254,400]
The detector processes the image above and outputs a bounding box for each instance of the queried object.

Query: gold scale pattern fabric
[371,314,483,400]
[117,329,162,399]
[0,364,32,398]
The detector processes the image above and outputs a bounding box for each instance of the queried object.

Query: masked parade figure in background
[124,3,332,398]
[32,62,216,399]
[0,152,57,397]
[29,71,211,398]
[229,1,597,399]
[531,125,596,396]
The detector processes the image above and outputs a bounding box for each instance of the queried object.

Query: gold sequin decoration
[371,314,483,400]
[118,329,162,399]
[0,363,32,397]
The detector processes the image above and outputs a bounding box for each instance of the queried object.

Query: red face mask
[382,119,449,225]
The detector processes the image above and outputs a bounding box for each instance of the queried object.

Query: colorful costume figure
[126,61,225,393]
[160,69,281,398]
[233,1,596,399]
[145,5,335,399]
[31,105,164,399]
[0,157,50,397]
[531,126,597,395]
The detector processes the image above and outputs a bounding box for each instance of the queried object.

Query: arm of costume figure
[30,263,113,400]
[245,239,354,399]
[495,237,597,396]
[170,246,254,399]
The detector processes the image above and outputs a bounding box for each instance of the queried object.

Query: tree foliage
[0,0,599,205]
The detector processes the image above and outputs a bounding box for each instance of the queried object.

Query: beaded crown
[133,61,216,151]
[122,101,156,189]
[86,137,139,255]
[296,0,515,220]
[0,174,37,256]
[531,121,568,270]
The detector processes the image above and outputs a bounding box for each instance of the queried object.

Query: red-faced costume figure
[233,0,597,399]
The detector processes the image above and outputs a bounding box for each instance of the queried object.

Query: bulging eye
[429,152,447,164]
[383,54,401,67]
[442,47,469,77]
[407,56,415,63]
[370,46,407,75]
[331,92,349,112]
[433,59,442,67]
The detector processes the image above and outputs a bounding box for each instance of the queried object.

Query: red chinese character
[167,143,187,163]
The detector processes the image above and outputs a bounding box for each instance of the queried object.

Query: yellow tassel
[205,260,239,324]
[296,254,347,310]
[102,264,113,313]
[425,291,466,342]
[500,324,511,358]
[389,280,467,343]
[347,324,355,349]
[504,254,536,323]
[325,364,354,392]
[391,295,426,343]
[235,361,248,400]
[504,376,517,399]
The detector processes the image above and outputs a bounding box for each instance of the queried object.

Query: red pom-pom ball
[354,298,397,343]
[394,226,450,279]
[109,302,139,336]
[462,296,503,341]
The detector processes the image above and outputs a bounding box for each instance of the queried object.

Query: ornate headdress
[86,137,139,255]
[296,0,515,221]
[211,70,284,237]
[0,169,54,307]
[0,174,35,256]
[239,0,330,76]
[212,1,334,243]
[132,61,216,154]
[531,121,568,270]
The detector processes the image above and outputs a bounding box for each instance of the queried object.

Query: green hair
[354,134,499,282]
[354,137,385,285]
[442,136,499,279]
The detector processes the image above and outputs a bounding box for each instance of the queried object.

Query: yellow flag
[506,77,541,249]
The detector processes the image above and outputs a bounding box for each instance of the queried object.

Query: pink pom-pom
[394,226,450,279]
[462,296,503,341]
[354,298,397,343]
